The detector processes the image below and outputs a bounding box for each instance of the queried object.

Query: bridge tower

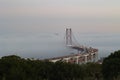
[66,28,72,46]
[65,28,85,53]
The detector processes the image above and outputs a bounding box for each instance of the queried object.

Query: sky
[0,0,120,33]
[0,0,120,58]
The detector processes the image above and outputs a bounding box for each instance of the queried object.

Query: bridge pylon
[66,28,72,46]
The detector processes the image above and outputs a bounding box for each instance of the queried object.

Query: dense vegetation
[102,50,120,80]
[0,50,119,80]
[0,55,102,80]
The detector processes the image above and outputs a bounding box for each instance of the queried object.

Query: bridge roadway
[71,46,84,51]
[68,45,98,53]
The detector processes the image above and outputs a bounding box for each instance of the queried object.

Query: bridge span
[48,28,98,64]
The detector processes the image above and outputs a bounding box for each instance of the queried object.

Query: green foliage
[102,50,120,80]
[0,55,103,80]
[86,62,102,80]
[1,50,120,80]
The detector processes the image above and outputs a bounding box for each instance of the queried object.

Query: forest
[0,50,120,80]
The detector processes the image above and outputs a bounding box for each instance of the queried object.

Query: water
[75,33,120,58]
[0,32,120,59]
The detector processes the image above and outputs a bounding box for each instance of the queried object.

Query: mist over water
[0,32,120,59]
[75,33,120,58]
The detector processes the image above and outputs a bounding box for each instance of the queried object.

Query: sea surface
[0,32,120,59]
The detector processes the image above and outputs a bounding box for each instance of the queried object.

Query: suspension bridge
[65,28,98,54]
[48,28,98,64]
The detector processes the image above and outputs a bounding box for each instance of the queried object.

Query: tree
[102,50,120,80]
[86,62,102,80]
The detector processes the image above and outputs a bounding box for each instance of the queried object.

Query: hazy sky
[0,0,120,58]
[0,0,120,33]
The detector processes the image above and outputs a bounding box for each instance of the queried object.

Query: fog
[0,32,119,59]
